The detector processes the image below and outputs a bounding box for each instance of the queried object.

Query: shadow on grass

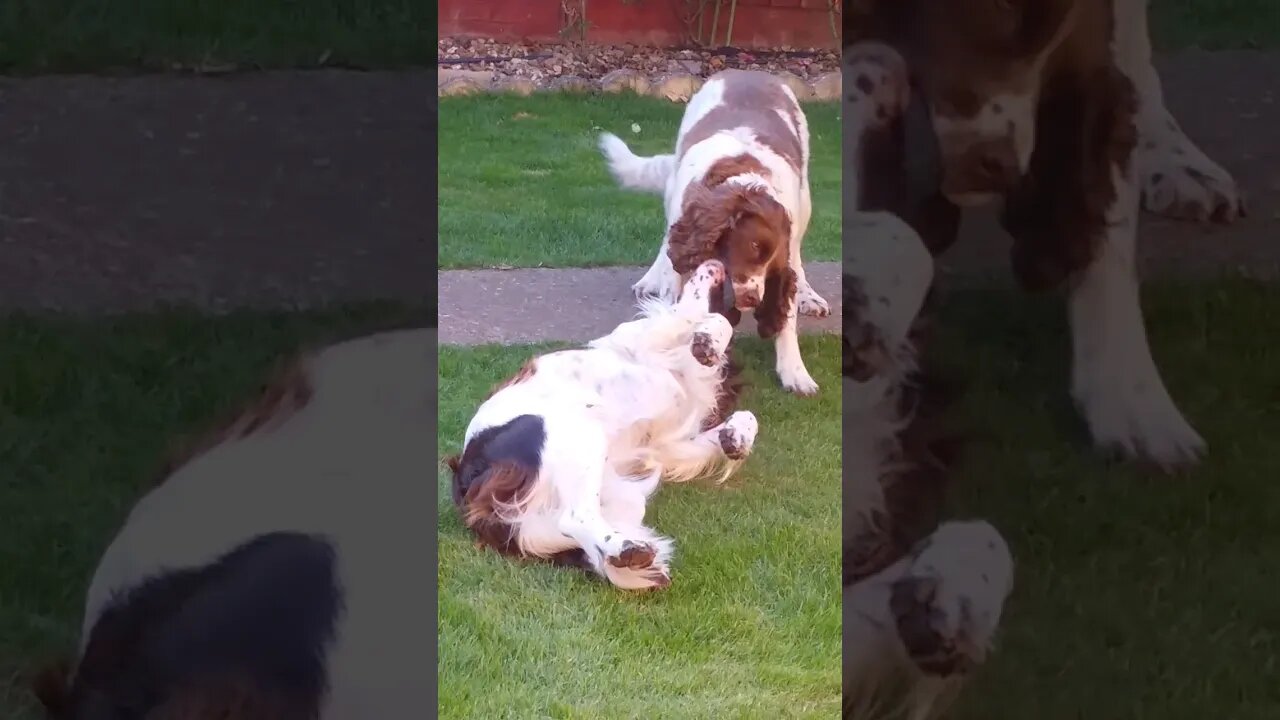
[931,277,1280,719]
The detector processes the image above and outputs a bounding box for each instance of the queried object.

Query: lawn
[919,279,1280,719]
[1152,0,1280,50]
[0,0,436,73]
[0,0,1272,75]
[0,303,426,719]
[437,336,842,719]
[437,93,842,270]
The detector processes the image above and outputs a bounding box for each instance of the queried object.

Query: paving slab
[438,262,841,345]
[0,51,1275,329]
[0,71,434,313]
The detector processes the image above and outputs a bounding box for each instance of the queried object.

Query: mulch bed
[437,37,840,84]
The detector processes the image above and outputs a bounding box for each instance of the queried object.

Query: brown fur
[844,288,969,586]
[851,0,1133,288]
[678,70,804,171]
[447,459,534,556]
[754,266,797,339]
[30,661,71,718]
[701,153,771,188]
[668,180,791,297]
[153,359,313,486]
[444,454,593,572]
[484,358,538,400]
[701,348,746,432]
[1002,64,1137,290]
[144,675,308,720]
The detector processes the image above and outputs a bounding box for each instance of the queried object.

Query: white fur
[460,261,757,590]
[845,522,1014,720]
[79,327,435,719]
[1068,165,1205,467]
[1111,0,1245,221]
[599,71,824,395]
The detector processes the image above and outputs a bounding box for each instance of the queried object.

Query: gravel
[437,37,840,84]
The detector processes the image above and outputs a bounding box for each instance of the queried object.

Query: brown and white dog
[448,260,755,591]
[599,69,828,396]
[845,0,1240,470]
[32,328,433,720]
[844,85,1015,719]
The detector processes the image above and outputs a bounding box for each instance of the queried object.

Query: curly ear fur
[1001,65,1138,291]
[667,184,738,275]
[754,266,797,339]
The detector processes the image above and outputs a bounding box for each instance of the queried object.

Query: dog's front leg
[1112,0,1245,222]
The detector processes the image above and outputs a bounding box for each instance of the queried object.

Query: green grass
[0,303,426,719]
[920,278,1280,719]
[0,0,1270,74]
[1152,0,1280,50]
[437,336,841,719]
[0,0,436,74]
[437,93,842,270]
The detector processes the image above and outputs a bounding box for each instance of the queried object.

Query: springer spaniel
[845,0,1236,470]
[598,69,827,396]
[32,328,433,720]
[843,82,1014,719]
[447,260,757,591]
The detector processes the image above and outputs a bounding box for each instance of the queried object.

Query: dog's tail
[598,132,674,194]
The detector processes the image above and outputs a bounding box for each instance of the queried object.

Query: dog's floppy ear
[1002,66,1137,291]
[754,266,797,340]
[667,184,737,275]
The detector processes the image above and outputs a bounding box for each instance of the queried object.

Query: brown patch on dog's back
[153,359,314,486]
[31,659,71,717]
[701,153,770,188]
[145,675,310,720]
[485,358,538,400]
[678,70,804,171]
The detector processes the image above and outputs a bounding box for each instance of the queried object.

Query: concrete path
[0,51,1274,338]
[438,262,841,345]
[0,71,433,313]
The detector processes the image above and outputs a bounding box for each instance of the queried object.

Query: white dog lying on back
[448,259,758,591]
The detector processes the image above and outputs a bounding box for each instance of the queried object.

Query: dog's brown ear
[667,184,734,275]
[30,659,72,717]
[1002,66,1137,292]
[755,267,797,339]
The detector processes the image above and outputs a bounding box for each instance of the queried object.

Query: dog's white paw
[602,539,673,591]
[691,314,733,367]
[779,363,819,396]
[843,41,911,129]
[797,285,831,318]
[891,521,1014,677]
[633,265,681,303]
[718,411,759,460]
[1137,130,1245,224]
[1074,367,1205,471]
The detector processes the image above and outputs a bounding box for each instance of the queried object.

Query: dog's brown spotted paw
[691,332,721,367]
[608,541,657,570]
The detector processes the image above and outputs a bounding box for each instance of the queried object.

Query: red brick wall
[438,0,840,50]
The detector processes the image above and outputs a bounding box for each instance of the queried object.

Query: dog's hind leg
[544,413,673,590]
[656,410,759,484]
